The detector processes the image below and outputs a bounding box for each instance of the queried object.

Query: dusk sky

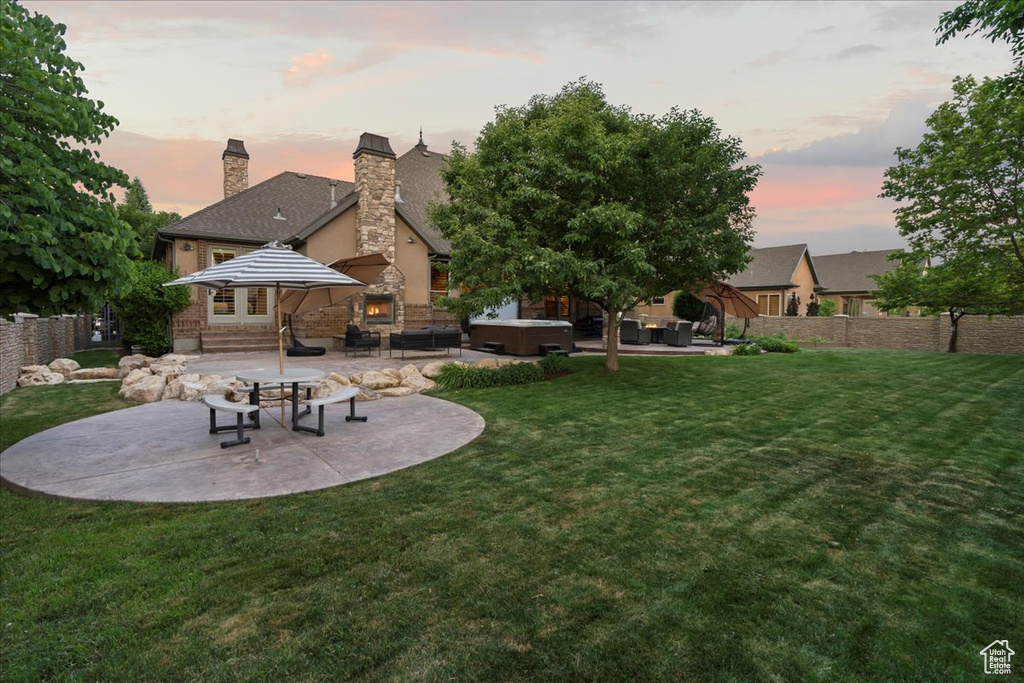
[26,0,1015,255]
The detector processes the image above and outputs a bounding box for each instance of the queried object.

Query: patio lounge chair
[664,319,693,347]
[620,319,652,345]
[344,324,381,357]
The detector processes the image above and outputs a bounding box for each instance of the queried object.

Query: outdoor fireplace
[364,293,394,324]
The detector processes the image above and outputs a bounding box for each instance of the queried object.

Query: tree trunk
[947,308,963,353]
[605,312,620,372]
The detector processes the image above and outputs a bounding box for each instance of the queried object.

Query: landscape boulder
[420,361,450,378]
[68,367,119,381]
[17,365,65,387]
[48,358,80,376]
[400,374,436,393]
[121,375,167,403]
[359,370,400,390]
[117,354,152,378]
[378,386,415,398]
[327,372,351,386]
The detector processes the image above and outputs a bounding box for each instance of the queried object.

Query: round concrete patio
[0,393,484,503]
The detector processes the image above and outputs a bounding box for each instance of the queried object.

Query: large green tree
[118,177,181,259]
[429,80,760,371]
[0,1,134,316]
[878,74,1023,328]
[873,247,1022,351]
[936,0,1024,69]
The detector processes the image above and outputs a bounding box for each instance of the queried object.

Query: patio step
[201,331,280,353]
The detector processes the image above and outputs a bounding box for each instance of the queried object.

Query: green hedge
[746,334,799,353]
[435,362,545,390]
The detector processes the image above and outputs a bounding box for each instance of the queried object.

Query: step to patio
[201,331,280,353]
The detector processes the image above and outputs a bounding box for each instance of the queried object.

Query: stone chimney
[222,139,249,199]
[353,132,404,328]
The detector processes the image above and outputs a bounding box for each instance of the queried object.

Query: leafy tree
[430,80,760,371]
[785,293,801,316]
[672,292,706,322]
[818,298,838,317]
[878,74,1023,336]
[0,2,135,316]
[805,293,821,317]
[118,177,181,258]
[936,0,1024,69]
[110,260,192,356]
[873,248,1022,352]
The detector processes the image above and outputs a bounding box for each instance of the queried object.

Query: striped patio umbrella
[165,241,367,423]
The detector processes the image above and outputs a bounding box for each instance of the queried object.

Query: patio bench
[204,395,260,448]
[388,326,462,359]
[295,386,365,437]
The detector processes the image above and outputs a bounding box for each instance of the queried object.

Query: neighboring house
[725,244,820,316]
[813,249,902,317]
[156,133,457,352]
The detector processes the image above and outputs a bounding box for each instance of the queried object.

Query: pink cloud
[285,49,334,87]
[750,165,884,212]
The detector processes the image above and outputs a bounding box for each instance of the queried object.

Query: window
[757,294,781,317]
[545,295,569,318]
[430,261,448,303]
[651,296,666,305]
[846,298,862,317]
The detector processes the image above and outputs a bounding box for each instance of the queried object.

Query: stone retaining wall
[1,314,94,395]
[739,314,1024,354]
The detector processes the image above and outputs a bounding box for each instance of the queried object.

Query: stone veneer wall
[738,314,1024,354]
[352,146,405,336]
[1,315,94,395]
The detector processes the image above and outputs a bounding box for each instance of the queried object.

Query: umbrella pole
[277,284,286,427]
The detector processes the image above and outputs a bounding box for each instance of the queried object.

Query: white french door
[207,246,274,324]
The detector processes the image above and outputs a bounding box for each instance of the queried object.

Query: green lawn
[1,349,1022,681]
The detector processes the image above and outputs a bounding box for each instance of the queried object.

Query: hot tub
[469,319,573,356]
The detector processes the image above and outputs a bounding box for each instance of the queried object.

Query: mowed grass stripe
[1,349,1021,681]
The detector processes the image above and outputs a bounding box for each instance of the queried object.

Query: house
[155,133,457,353]
[725,244,820,316]
[813,249,901,317]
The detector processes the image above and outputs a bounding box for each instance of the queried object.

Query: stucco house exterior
[725,244,820,316]
[814,249,902,317]
[156,133,458,352]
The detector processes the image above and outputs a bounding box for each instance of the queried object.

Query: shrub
[806,295,821,317]
[746,334,799,353]
[111,260,192,356]
[539,353,570,374]
[819,298,838,317]
[785,293,800,316]
[672,292,704,322]
[435,363,477,390]
[731,342,763,356]
[725,321,744,339]
[435,361,545,390]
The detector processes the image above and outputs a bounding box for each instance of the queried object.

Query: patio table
[648,327,670,344]
[236,368,326,431]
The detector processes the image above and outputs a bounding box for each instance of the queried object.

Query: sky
[24,0,1016,256]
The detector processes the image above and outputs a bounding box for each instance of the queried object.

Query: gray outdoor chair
[620,319,652,345]
[664,319,693,347]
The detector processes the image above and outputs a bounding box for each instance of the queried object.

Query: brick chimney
[222,139,249,199]
[353,132,403,328]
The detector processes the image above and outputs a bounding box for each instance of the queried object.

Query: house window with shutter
[757,294,781,317]
[430,261,449,303]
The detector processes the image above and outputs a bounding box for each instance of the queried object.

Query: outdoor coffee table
[648,327,670,344]
[236,368,325,431]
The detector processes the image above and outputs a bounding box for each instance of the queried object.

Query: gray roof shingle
[159,172,353,245]
[814,249,901,294]
[726,244,817,289]
[158,143,451,256]
[395,146,450,254]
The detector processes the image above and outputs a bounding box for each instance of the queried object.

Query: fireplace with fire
[364,293,395,324]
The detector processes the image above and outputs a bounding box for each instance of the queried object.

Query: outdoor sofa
[389,326,462,358]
